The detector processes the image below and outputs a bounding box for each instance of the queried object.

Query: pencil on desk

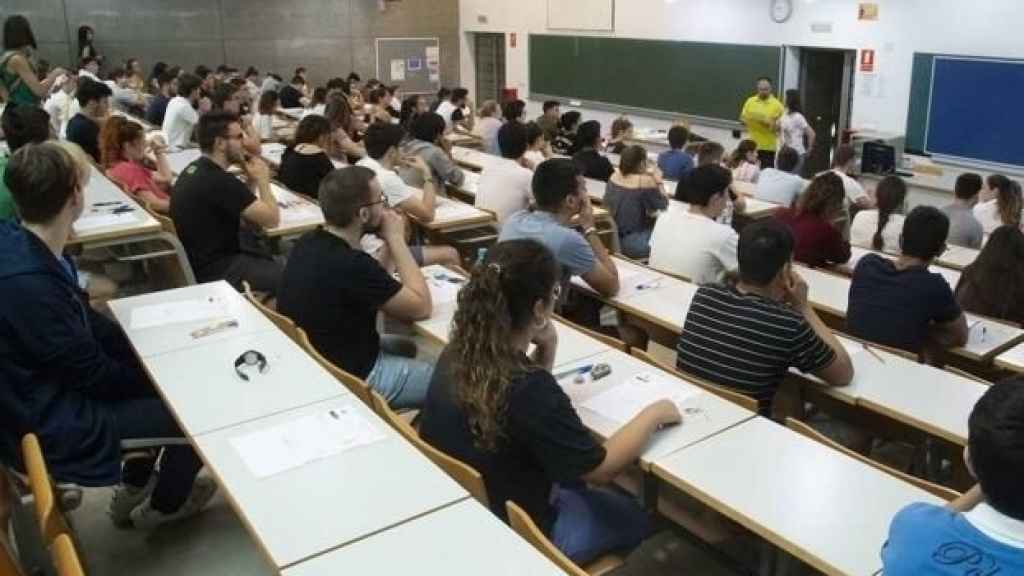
[862,344,885,364]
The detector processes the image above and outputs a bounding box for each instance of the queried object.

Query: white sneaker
[129,477,218,529]
[108,475,157,528]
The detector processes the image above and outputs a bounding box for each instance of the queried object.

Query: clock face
[771,0,793,23]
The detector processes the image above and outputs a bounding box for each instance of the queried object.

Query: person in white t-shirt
[831,144,875,209]
[474,100,502,156]
[43,74,79,138]
[650,164,739,284]
[523,121,551,169]
[355,123,461,270]
[476,123,534,226]
[254,90,279,141]
[974,174,1023,234]
[779,89,815,176]
[162,73,208,150]
[755,146,807,207]
[850,175,907,253]
[434,87,473,133]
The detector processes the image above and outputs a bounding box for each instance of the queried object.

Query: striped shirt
[676,283,835,413]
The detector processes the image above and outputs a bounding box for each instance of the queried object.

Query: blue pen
[554,364,594,381]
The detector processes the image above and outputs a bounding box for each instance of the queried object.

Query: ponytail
[872,175,907,251]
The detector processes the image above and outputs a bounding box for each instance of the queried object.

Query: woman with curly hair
[100,115,173,212]
[419,238,680,566]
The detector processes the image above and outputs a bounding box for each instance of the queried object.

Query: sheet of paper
[230,406,387,479]
[434,200,482,221]
[581,373,701,426]
[390,59,406,81]
[129,297,230,330]
[73,211,139,233]
[460,171,480,195]
[425,270,466,305]
[280,205,323,224]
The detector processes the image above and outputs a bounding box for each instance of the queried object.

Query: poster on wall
[390,59,406,81]
[407,57,422,71]
[425,45,441,84]
[858,3,879,21]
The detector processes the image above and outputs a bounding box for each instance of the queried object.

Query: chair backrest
[370,392,490,509]
[555,315,629,353]
[241,281,303,345]
[506,501,588,576]
[20,435,70,545]
[51,534,84,576]
[0,535,22,576]
[143,202,176,235]
[296,329,375,407]
[630,348,759,412]
[784,418,962,501]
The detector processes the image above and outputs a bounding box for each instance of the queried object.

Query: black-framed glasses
[361,193,389,209]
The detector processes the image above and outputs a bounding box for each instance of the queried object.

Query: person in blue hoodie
[0,141,216,529]
[881,377,1024,574]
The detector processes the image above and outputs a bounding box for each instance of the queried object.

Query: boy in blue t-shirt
[656,125,695,181]
[881,378,1024,574]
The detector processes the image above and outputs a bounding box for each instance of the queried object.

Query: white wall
[459,0,1024,142]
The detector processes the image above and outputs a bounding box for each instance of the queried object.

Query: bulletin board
[375,37,441,95]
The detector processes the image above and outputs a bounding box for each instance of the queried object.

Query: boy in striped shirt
[676,219,853,415]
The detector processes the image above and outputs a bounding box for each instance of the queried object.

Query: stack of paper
[129,297,230,330]
[230,405,387,479]
[280,205,323,225]
[435,200,482,222]
[460,171,480,195]
[581,373,700,426]
[73,211,139,233]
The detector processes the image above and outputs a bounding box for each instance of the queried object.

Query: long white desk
[936,244,980,271]
[282,499,563,575]
[72,165,162,245]
[267,183,325,238]
[195,396,468,569]
[995,341,1024,373]
[653,417,944,576]
[843,246,961,288]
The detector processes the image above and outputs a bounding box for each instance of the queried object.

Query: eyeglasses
[360,193,389,209]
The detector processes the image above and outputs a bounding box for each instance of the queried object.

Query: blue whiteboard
[926,57,1024,167]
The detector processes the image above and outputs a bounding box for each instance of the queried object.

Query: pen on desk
[636,279,662,291]
[862,344,885,364]
[92,201,125,207]
[554,364,594,381]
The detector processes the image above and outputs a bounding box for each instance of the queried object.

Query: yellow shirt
[740,95,785,151]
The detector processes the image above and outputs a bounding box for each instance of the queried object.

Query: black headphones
[234,350,268,381]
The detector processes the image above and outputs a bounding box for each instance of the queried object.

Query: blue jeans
[365,352,433,410]
[620,229,653,260]
[549,486,648,565]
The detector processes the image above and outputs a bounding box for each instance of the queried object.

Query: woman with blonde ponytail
[419,239,681,566]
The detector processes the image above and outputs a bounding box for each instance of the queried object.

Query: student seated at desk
[777,172,851,268]
[324,92,366,162]
[278,167,434,409]
[954,225,1024,325]
[0,141,214,529]
[278,75,305,110]
[474,100,502,156]
[170,111,283,294]
[607,116,633,154]
[572,120,614,182]
[278,114,335,198]
[254,90,279,142]
[604,145,668,259]
[0,105,50,221]
[44,74,79,139]
[850,175,907,253]
[435,87,474,133]
[650,164,737,284]
[728,139,761,184]
[66,78,112,163]
[357,123,444,230]
[831,144,875,209]
[107,67,146,114]
[100,115,173,213]
[692,141,747,225]
[881,378,1024,575]
[656,125,694,182]
[419,239,679,564]
[973,174,1022,235]
[367,87,394,125]
[675,219,853,415]
[302,86,327,119]
[162,73,208,151]
[502,99,526,126]
[523,121,551,169]
[848,206,968,358]
[535,99,560,142]
[399,93,429,131]
[942,173,985,249]
[476,122,534,226]
[755,145,806,208]
[552,110,581,156]
[401,112,464,188]
[145,70,175,127]
[499,158,620,298]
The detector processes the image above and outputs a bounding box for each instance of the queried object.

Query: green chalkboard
[906,53,936,153]
[529,34,782,124]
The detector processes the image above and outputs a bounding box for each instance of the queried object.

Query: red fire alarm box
[501,88,518,103]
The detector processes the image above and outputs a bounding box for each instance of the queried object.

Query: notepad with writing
[581,373,700,426]
[129,297,230,330]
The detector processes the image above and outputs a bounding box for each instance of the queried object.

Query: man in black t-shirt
[278,75,306,109]
[572,120,614,182]
[277,166,434,409]
[66,78,111,163]
[169,111,283,293]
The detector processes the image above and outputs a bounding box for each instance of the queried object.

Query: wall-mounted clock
[771,0,794,23]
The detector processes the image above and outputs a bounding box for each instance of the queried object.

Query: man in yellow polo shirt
[740,77,785,169]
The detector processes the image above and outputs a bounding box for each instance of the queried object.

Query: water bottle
[475,247,488,269]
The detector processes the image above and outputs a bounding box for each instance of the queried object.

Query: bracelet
[583,227,598,237]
